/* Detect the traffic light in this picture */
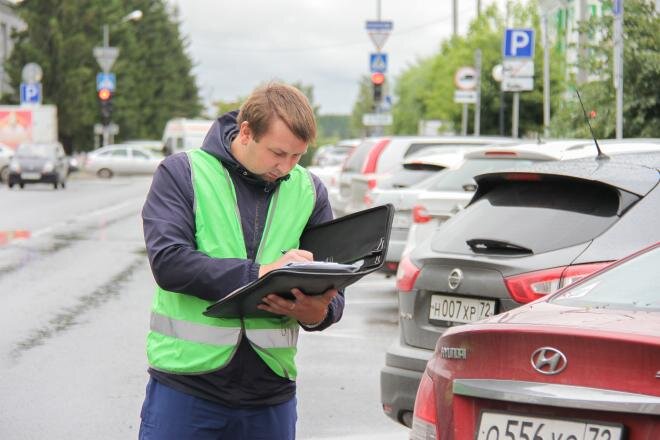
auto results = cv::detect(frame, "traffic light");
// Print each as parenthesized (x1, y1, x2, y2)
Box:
(371, 72, 385, 104)
(98, 88, 113, 125)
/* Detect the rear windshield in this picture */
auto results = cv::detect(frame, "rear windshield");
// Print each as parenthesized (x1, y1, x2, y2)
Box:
(343, 140, 376, 172)
(552, 246, 660, 311)
(431, 179, 622, 254)
(428, 158, 538, 191)
(383, 168, 442, 189)
(405, 142, 485, 157)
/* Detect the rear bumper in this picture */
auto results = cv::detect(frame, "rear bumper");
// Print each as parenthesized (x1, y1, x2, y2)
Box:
(380, 337, 433, 427)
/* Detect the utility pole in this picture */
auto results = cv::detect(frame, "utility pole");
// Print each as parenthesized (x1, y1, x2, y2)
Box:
(613, 0, 624, 138)
(542, 11, 551, 136)
(577, 0, 589, 84)
(477, 0, 481, 16)
(474, 49, 482, 136)
(453, 0, 458, 36)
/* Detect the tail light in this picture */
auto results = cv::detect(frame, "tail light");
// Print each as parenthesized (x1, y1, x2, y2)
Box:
(396, 255, 421, 292)
(410, 371, 438, 440)
(363, 192, 373, 207)
(412, 205, 431, 224)
(505, 262, 612, 303)
(367, 178, 377, 189)
(361, 139, 390, 174)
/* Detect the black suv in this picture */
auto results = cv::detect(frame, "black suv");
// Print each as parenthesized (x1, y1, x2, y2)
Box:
(380, 151, 660, 427)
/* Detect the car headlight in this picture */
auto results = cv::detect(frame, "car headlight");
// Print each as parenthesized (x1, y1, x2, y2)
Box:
(9, 161, 20, 172)
(43, 162, 54, 172)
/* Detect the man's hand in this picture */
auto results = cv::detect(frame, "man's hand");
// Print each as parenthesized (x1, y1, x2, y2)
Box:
(257, 288, 338, 326)
(258, 249, 313, 278)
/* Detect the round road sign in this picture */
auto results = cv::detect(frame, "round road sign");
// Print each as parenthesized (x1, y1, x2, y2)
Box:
(454, 66, 477, 91)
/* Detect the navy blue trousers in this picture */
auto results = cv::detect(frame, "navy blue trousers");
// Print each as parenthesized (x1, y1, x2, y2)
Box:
(138, 378, 297, 440)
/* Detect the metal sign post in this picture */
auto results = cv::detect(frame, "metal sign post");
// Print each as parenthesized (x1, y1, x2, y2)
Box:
(502, 28, 535, 138)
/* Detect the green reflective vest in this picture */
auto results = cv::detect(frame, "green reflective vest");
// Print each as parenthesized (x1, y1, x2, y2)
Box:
(147, 149, 316, 379)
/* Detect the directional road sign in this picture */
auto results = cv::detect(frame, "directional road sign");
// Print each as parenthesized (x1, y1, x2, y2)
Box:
(366, 20, 393, 51)
(369, 53, 388, 73)
(20, 83, 42, 105)
(96, 72, 117, 92)
(503, 28, 535, 58)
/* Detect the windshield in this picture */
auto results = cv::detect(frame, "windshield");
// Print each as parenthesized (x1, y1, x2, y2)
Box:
(428, 158, 539, 191)
(16, 144, 56, 158)
(552, 246, 660, 311)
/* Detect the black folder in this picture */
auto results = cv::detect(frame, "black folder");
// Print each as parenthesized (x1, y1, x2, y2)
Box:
(203, 204, 394, 318)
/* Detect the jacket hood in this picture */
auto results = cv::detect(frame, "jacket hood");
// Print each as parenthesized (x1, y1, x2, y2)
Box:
(201, 110, 288, 188)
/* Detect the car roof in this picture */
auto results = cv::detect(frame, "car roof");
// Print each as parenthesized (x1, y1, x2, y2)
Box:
(475, 151, 660, 197)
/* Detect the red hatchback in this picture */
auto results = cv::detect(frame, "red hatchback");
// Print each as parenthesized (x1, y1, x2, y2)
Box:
(411, 243, 660, 440)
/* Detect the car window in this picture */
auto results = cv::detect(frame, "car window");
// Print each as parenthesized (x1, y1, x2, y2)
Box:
(428, 159, 538, 191)
(431, 179, 622, 254)
(552, 246, 660, 310)
(16, 144, 56, 158)
(405, 142, 482, 157)
(343, 140, 376, 172)
(110, 149, 128, 157)
(132, 149, 150, 159)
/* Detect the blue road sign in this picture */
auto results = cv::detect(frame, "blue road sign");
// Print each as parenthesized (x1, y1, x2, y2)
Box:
(96, 72, 116, 92)
(503, 28, 535, 58)
(365, 20, 393, 31)
(370, 53, 388, 73)
(20, 83, 42, 104)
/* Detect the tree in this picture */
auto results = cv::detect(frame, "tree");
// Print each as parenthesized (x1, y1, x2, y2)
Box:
(550, 0, 659, 138)
(3, 0, 202, 152)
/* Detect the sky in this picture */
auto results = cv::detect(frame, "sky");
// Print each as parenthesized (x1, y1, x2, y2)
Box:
(169, 0, 508, 115)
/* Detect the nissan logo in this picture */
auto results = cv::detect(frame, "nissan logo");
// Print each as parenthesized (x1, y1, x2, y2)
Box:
(448, 268, 463, 290)
(531, 347, 567, 375)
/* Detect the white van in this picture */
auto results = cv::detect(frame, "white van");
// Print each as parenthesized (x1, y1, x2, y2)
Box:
(162, 118, 214, 155)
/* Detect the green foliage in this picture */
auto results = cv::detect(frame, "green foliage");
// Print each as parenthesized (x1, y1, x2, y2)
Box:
(550, 0, 660, 138)
(4, 0, 202, 152)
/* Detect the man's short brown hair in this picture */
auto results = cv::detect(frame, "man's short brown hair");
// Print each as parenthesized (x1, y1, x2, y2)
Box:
(237, 82, 316, 143)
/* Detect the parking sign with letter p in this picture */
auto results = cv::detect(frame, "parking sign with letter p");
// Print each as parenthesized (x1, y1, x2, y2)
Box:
(503, 29, 535, 58)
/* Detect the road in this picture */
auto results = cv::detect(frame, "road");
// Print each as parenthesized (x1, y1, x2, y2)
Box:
(0, 176, 409, 440)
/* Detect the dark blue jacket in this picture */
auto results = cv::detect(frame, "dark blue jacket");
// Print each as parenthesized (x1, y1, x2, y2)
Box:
(142, 111, 344, 407)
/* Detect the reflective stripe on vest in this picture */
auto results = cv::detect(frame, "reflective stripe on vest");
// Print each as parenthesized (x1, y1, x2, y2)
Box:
(146, 148, 315, 378)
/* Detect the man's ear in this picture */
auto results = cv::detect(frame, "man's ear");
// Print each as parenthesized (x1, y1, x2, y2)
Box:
(238, 121, 252, 145)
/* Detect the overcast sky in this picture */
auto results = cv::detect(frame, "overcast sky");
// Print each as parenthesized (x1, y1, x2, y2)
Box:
(169, 0, 508, 115)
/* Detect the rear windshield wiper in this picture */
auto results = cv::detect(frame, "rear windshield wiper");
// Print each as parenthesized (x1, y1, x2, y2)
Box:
(466, 238, 533, 255)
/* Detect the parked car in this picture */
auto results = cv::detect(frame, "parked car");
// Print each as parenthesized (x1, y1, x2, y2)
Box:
(7, 142, 69, 189)
(333, 136, 512, 217)
(84, 144, 163, 178)
(311, 138, 360, 167)
(411, 242, 660, 440)
(0, 142, 14, 183)
(381, 151, 660, 428)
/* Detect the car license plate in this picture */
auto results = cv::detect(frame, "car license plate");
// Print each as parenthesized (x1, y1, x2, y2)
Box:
(21, 172, 41, 180)
(392, 211, 411, 229)
(429, 294, 495, 324)
(477, 411, 623, 440)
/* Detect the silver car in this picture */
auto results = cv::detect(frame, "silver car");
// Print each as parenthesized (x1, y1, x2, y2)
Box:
(84, 144, 163, 178)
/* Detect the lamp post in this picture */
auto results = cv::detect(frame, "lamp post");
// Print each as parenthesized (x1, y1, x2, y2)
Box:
(94, 10, 142, 147)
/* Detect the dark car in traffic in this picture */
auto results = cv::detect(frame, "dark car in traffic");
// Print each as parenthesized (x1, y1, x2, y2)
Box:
(381, 151, 660, 428)
(7, 142, 69, 189)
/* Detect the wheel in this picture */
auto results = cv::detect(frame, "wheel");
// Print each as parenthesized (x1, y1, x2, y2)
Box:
(97, 168, 113, 179)
(0, 166, 8, 183)
(19, 183, 24, 189)
(53, 182, 58, 190)
(61, 180, 66, 189)
(8, 182, 13, 189)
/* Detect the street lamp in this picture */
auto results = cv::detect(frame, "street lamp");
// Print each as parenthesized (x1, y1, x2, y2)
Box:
(103, 9, 143, 49)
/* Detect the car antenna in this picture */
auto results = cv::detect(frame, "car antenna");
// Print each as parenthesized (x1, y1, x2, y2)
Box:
(575, 89, 608, 161)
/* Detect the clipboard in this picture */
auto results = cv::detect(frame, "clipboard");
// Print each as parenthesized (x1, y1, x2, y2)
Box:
(203, 204, 394, 318)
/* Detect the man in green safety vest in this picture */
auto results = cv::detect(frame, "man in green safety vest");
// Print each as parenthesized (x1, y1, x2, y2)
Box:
(138, 82, 344, 439)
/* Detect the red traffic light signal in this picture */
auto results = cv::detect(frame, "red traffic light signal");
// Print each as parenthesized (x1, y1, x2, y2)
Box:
(371, 72, 385, 86)
(98, 88, 112, 101)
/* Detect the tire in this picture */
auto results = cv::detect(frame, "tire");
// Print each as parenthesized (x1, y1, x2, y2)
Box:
(8, 182, 13, 189)
(53, 182, 58, 190)
(61, 180, 66, 189)
(0, 166, 8, 183)
(97, 168, 113, 179)
(19, 183, 24, 189)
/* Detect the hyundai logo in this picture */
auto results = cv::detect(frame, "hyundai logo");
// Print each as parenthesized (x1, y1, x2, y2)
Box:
(448, 268, 463, 290)
(531, 347, 567, 375)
